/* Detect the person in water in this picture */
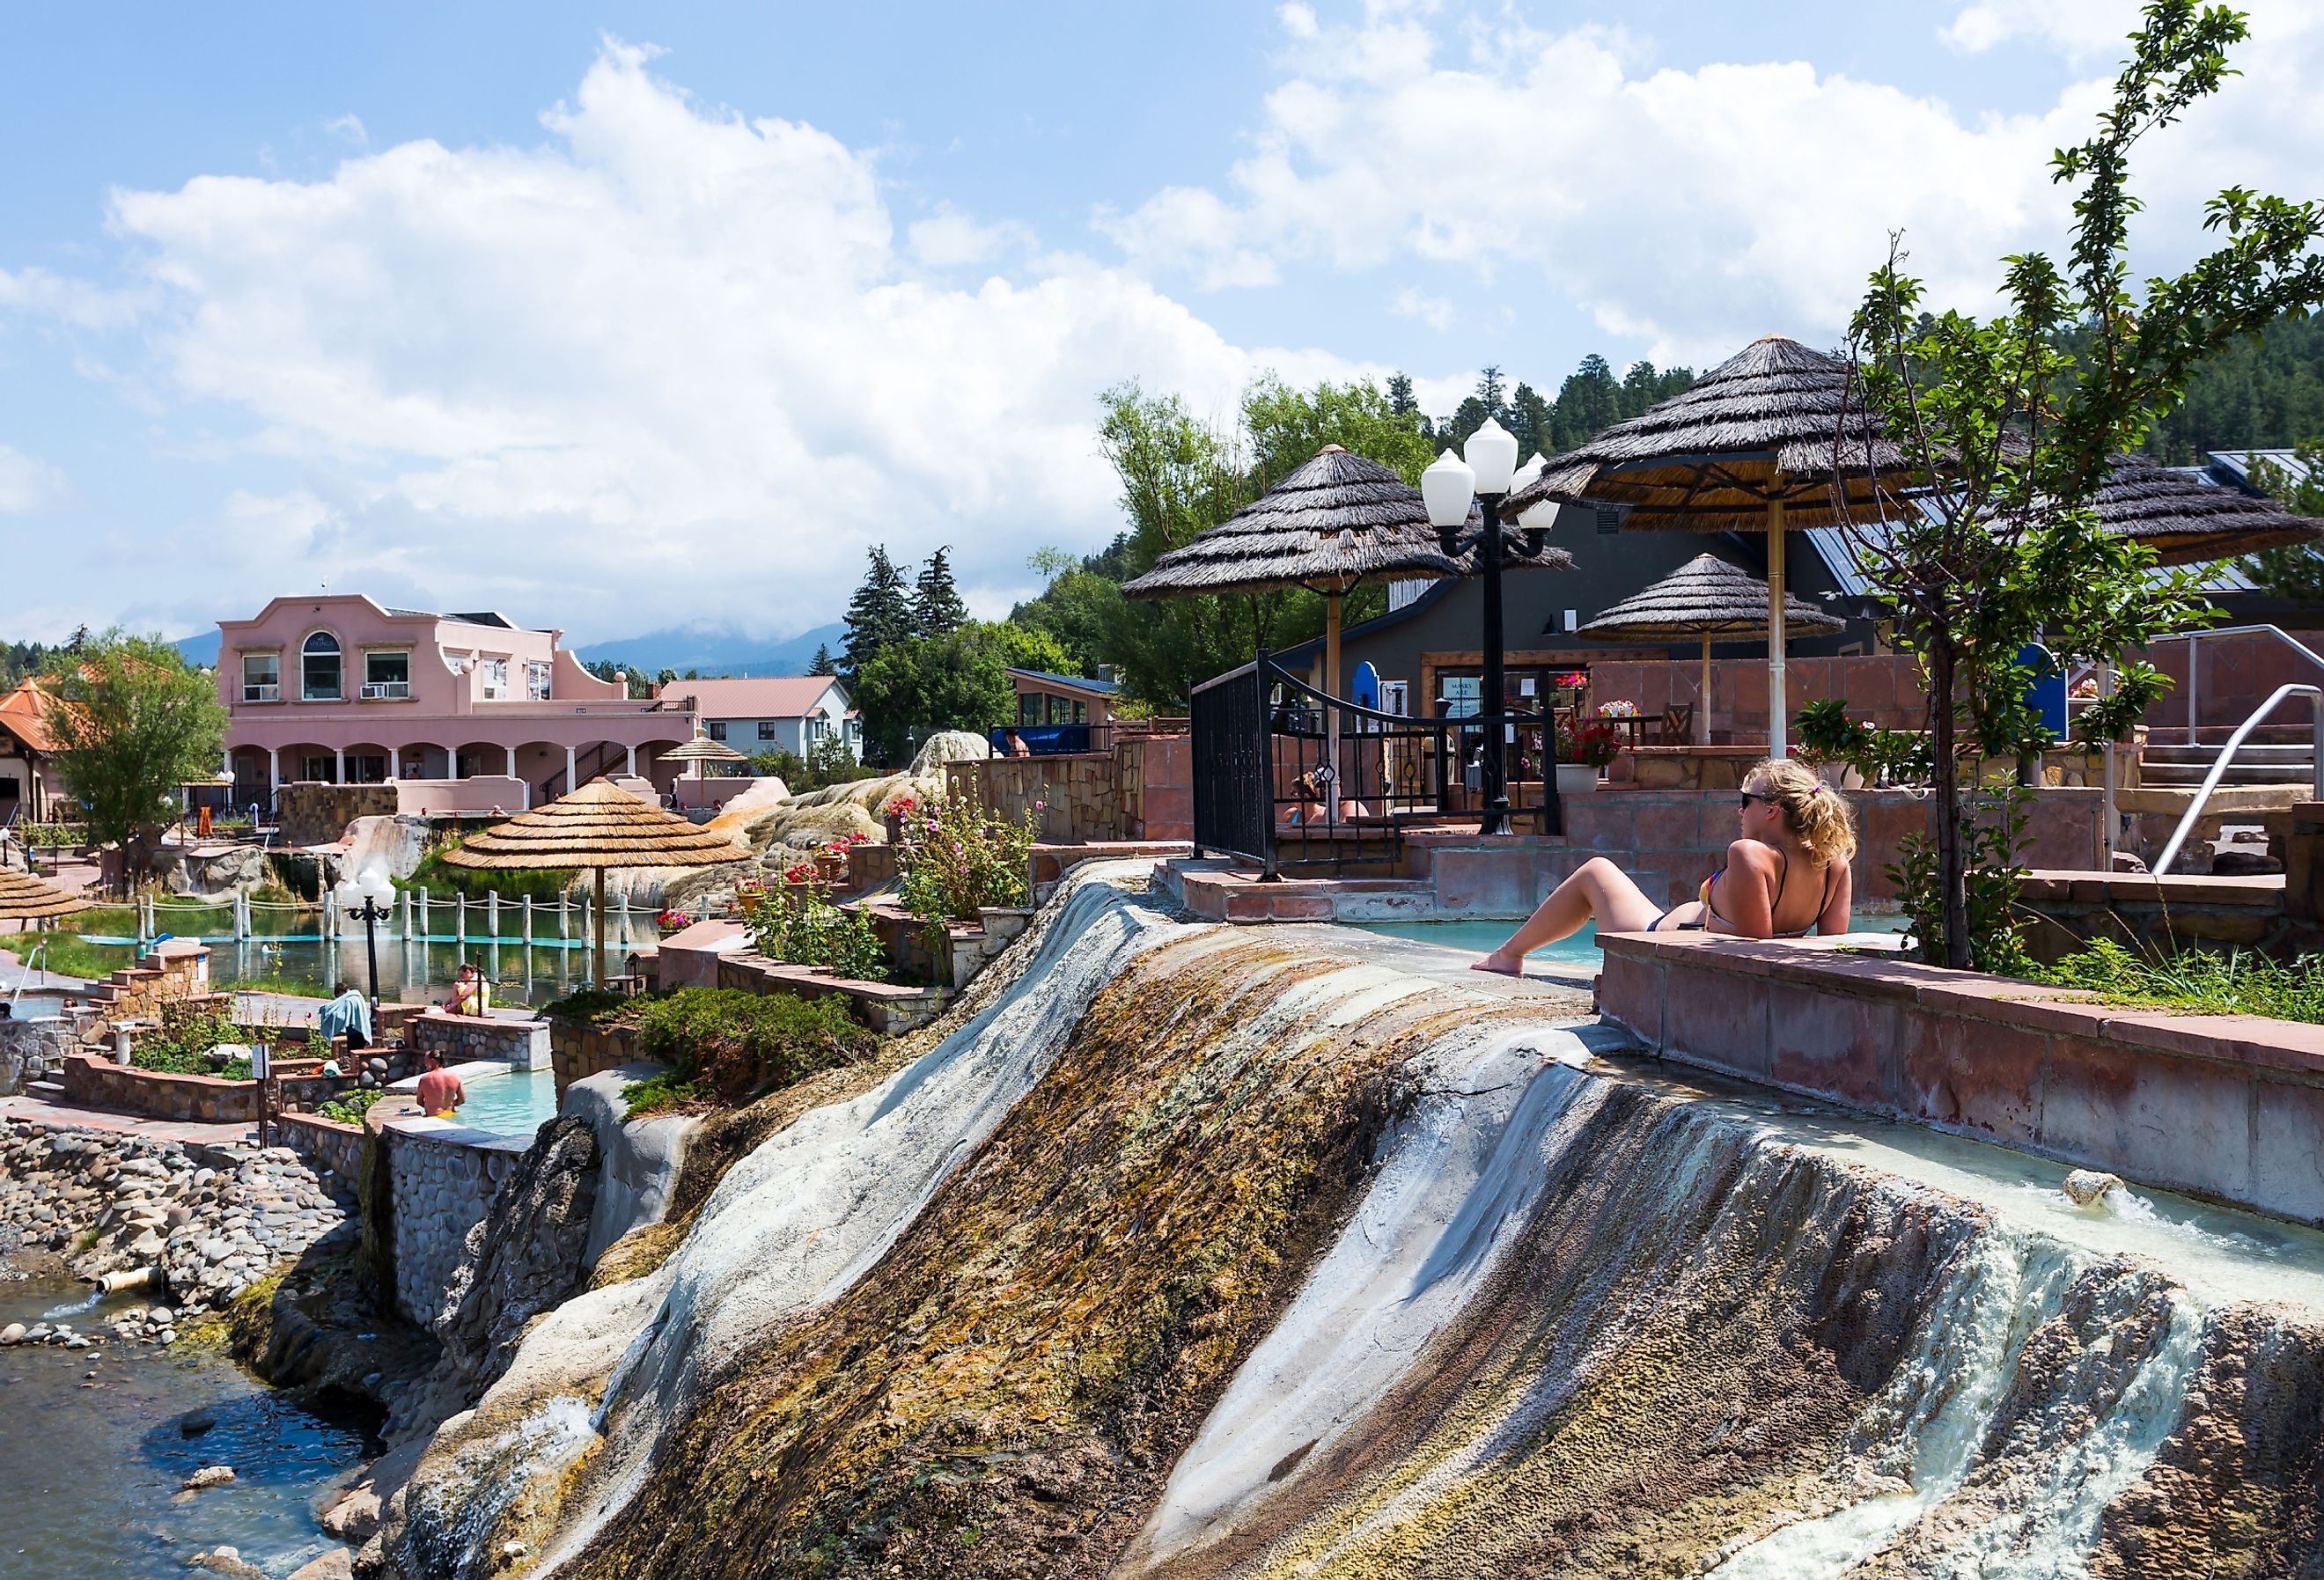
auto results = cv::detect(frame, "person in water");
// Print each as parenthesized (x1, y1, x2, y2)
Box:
(1475, 757, 1855, 974)
(415, 1049, 467, 1119)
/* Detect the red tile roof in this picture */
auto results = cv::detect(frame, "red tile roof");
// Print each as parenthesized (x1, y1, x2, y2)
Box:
(0, 680, 56, 753)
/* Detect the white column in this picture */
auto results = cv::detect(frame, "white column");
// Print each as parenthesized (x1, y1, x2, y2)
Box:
(566, 746, 577, 791)
(505, 746, 518, 777)
(625, 745, 637, 776)
(267, 748, 280, 794)
(333, 746, 345, 783)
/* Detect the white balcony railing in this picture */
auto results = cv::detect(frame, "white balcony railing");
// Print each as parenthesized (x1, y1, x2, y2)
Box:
(241, 683, 280, 702)
(360, 680, 412, 700)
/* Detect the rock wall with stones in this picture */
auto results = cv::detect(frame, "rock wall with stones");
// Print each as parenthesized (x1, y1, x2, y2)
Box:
(383, 1123, 531, 1326)
(0, 1118, 354, 1343)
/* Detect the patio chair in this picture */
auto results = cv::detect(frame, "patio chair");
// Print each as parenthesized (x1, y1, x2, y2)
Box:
(1658, 703, 1693, 744)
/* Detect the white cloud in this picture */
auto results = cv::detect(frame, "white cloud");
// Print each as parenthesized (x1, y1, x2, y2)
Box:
(0, 444, 69, 513)
(18, 40, 1370, 641)
(1106, 1, 2324, 369)
(325, 113, 369, 147)
(1940, 0, 2142, 57)
(1391, 286, 1452, 330)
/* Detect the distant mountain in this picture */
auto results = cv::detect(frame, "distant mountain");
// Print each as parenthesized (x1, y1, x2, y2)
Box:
(574, 622, 843, 679)
(174, 631, 221, 666)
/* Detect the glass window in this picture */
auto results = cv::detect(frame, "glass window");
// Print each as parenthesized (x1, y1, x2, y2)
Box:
(1019, 694, 1041, 726)
(1437, 674, 1482, 718)
(527, 660, 552, 701)
(806, 717, 827, 742)
(757, 720, 779, 740)
(480, 658, 509, 700)
(240, 652, 279, 702)
(300, 754, 335, 783)
(301, 633, 342, 701)
(1073, 700, 1088, 724)
(706, 720, 728, 741)
(362, 651, 410, 699)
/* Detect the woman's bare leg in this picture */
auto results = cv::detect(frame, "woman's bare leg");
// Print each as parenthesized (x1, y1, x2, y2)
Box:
(1474, 857, 1664, 974)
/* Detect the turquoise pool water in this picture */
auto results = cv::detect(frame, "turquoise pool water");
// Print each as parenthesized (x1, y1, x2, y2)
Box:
(452, 1068, 562, 1138)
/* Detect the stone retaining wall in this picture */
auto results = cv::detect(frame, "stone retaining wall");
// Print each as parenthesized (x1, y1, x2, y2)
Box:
(59, 1053, 342, 1123)
(276, 783, 399, 846)
(2017, 870, 2311, 962)
(375, 1114, 532, 1325)
(549, 1018, 645, 1102)
(0, 1018, 76, 1095)
(715, 952, 947, 1035)
(1598, 930, 2324, 1225)
(274, 1112, 365, 1182)
(409, 1010, 548, 1070)
(944, 734, 1193, 843)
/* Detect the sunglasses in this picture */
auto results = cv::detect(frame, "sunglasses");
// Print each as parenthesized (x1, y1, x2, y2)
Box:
(1738, 790, 1772, 809)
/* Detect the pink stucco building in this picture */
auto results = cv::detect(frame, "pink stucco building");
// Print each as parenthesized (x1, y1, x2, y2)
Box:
(218, 596, 700, 810)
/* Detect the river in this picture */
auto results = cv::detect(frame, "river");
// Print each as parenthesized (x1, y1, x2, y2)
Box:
(0, 1277, 371, 1578)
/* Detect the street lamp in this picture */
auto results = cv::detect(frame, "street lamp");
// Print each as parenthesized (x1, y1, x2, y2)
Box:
(333, 866, 395, 1008)
(1423, 417, 1521, 835)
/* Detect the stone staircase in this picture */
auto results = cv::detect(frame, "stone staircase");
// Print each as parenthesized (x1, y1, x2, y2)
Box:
(2138, 736, 2318, 790)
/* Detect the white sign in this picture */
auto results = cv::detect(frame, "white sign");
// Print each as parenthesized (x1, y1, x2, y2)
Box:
(250, 1041, 270, 1082)
(1519, 678, 1536, 697)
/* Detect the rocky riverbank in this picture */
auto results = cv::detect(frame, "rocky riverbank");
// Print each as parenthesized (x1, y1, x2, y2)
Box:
(0, 1117, 355, 1338)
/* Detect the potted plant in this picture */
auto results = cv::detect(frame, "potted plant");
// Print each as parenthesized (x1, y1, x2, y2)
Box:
(1792, 699, 1869, 790)
(1554, 722, 1618, 796)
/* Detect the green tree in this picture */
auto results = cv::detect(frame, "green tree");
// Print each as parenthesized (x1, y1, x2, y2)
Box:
(1010, 542, 1129, 677)
(839, 546, 914, 687)
(851, 620, 1069, 763)
(2144, 312, 2324, 462)
(40, 631, 229, 863)
(911, 545, 969, 637)
(808, 643, 837, 677)
(2244, 439, 2324, 599)
(1241, 374, 1434, 489)
(1846, 0, 2324, 970)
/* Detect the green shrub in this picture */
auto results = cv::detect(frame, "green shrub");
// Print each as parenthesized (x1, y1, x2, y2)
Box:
(2032, 938, 2324, 1025)
(401, 839, 570, 902)
(892, 790, 1036, 930)
(317, 1089, 383, 1125)
(612, 987, 876, 1104)
(621, 1071, 713, 1120)
(748, 878, 891, 982)
(132, 1002, 252, 1079)
(539, 986, 633, 1024)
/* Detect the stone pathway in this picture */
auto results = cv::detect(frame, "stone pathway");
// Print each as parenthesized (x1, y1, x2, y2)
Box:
(0, 1091, 259, 1148)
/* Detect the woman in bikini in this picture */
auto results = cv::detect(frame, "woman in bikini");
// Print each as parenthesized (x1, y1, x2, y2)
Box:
(1474, 757, 1855, 975)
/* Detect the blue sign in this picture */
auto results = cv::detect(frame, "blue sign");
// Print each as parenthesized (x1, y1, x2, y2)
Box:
(1351, 661, 1380, 709)
(2016, 643, 2067, 739)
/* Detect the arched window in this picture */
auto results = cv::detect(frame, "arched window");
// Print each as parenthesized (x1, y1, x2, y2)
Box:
(302, 631, 342, 701)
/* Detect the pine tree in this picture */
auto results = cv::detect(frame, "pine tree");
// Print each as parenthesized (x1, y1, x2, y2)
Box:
(840, 546, 913, 686)
(1386, 371, 1418, 416)
(913, 545, 969, 637)
(809, 643, 836, 676)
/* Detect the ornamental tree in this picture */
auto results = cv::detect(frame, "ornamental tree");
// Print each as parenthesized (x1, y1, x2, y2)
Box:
(1839, 0, 2324, 969)
(40, 631, 229, 867)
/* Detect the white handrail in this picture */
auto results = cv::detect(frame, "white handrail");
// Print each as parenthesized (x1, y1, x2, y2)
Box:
(2151, 682, 2324, 874)
(2172, 624, 2324, 743)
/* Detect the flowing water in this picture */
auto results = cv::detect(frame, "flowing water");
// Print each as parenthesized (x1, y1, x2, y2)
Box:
(0, 1279, 371, 1578)
(383, 869, 2324, 1577)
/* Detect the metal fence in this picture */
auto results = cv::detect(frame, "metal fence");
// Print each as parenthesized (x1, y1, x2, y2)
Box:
(1191, 653, 1562, 877)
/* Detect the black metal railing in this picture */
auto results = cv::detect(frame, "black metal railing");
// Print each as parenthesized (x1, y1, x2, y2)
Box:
(1191, 653, 1562, 877)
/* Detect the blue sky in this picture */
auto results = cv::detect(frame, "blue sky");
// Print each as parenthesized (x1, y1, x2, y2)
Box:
(1, 1, 2316, 646)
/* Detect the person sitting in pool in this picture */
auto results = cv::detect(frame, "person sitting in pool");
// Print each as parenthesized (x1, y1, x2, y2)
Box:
(1283, 771, 1371, 827)
(415, 1049, 467, 1119)
(1475, 758, 1855, 975)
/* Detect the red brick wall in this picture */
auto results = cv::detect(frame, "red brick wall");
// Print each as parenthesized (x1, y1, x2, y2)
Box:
(1584, 655, 1924, 741)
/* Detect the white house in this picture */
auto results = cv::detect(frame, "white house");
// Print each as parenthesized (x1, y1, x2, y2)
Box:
(652, 676, 860, 760)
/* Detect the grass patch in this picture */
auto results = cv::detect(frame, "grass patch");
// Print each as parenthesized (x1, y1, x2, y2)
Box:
(317, 1089, 383, 1125)
(622, 1071, 714, 1120)
(2030, 938, 2324, 1025)
(0, 929, 133, 981)
(402, 840, 571, 903)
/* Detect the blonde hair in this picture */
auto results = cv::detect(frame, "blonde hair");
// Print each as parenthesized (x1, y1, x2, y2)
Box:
(1748, 758, 1857, 865)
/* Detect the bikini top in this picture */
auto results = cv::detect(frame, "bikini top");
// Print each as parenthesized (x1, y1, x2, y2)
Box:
(1700, 845, 1837, 937)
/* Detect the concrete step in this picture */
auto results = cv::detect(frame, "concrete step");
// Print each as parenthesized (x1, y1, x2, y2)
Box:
(2139, 764, 2316, 786)
(2144, 743, 2316, 762)
(23, 1081, 67, 1101)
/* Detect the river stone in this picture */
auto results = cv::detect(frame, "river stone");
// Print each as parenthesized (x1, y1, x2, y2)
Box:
(0, 1323, 22, 1345)
(286, 1551, 354, 1580)
(182, 1464, 237, 1490)
(2063, 1168, 2124, 1206)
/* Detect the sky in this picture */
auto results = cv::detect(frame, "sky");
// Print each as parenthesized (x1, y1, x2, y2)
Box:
(1, 0, 2319, 648)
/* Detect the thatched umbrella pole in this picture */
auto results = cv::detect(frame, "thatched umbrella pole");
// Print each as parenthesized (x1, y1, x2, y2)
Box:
(1699, 635, 1715, 747)
(594, 866, 607, 988)
(1767, 497, 1788, 752)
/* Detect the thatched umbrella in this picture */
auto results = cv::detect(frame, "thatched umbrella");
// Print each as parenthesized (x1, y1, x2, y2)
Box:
(1507, 336, 1898, 753)
(439, 779, 743, 987)
(1578, 555, 1846, 745)
(660, 725, 751, 811)
(0, 870, 90, 931)
(1122, 443, 1572, 712)
(2097, 452, 2322, 565)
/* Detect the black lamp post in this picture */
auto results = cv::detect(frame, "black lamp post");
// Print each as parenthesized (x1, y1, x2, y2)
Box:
(1423, 419, 1525, 836)
(333, 869, 394, 1009)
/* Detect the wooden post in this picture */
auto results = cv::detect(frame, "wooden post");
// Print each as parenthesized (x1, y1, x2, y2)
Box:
(487, 889, 500, 938)
(1698, 635, 1714, 747)
(1767, 497, 1789, 757)
(593, 867, 607, 988)
(524, 894, 534, 946)
(1325, 591, 1343, 812)
(455, 892, 467, 946)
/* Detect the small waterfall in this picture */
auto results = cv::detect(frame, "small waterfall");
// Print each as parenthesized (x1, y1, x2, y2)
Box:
(381, 867, 2324, 1579)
